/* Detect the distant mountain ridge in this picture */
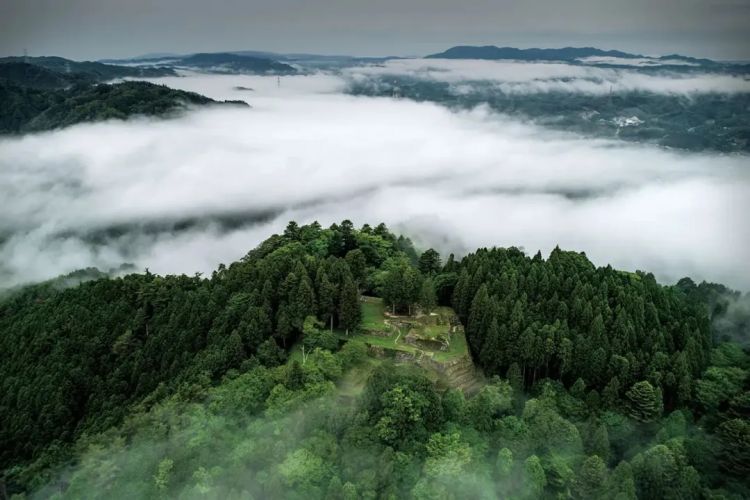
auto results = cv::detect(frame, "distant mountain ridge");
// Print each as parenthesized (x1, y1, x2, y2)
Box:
(102, 52, 298, 74)
(103, 50, 397, 64)
(0, 55, 251, 134)
(0, 56, 176, 86)
(0, 80, 248, 134)
(0, 61, 90, 89)
(176, 52, 297, 73)
(425, 45, 717, 65)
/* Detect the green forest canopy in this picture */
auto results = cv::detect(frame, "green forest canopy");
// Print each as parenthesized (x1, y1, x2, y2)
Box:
(1, 221, 748, 499)
(0, 80, 248, 134)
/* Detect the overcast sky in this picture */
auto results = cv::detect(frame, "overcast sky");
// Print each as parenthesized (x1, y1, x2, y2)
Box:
(1, 0, 749, 60)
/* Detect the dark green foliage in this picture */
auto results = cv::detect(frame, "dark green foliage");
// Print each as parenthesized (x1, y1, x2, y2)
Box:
(676, 277, 750, 345)
(0, 56, 175, 85)
(575, 455, 607, 499)
(426, 45, 660, 62)
(175, 53, 296, 73)
(381, 259, 421, 314)
(0, 221, 408, 473)
(625, 381, 664, 422)
(303, 316, 339, 352)
(0, 62, 90, 89)
(417, 248, 441, 276)
(0, 80, 247, 134)
(717, 418, 750, 477)
(350, 77, 750, 153)
(363, 365, 444, 449)
(2, 222, 748, 499)
(450, 246, 712, 407)
(418, 277, 437, 313)
(338, 275, 361, 334)
(344, 249, 367, 284)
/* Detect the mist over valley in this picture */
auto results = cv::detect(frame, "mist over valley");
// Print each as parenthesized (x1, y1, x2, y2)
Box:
(1, 7, 750, 498)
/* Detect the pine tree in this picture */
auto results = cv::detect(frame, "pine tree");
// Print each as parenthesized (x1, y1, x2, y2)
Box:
(506, 363, 523, 393)
(340, 219, 357, 254)
(283, 221, 300, 240)
(589, 424, 611, 464)
(452, 269, 470, 319)
(576, 455, 607, 499)
(602, 376, 621, 408)
(339, 275, 361, 335)
(275, 306, 294, 348)
(294, 277, 316, 329)
(479, 319, 501, 374)
(419, 277, 437, 314)
(418, 249, 442, 275)
(345, 249, 367, 284)
(466, 284, 490, 353)
(403, 266, 421, 316)
(717, 418, 750, 477)
(224, 331, 245, 370)
(318, 272, 337, 331)
(625, 381, 663, 422)
(383, 264, 406, 314)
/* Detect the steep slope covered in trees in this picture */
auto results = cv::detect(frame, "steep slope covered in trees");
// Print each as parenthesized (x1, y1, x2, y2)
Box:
(0, 56, 176, 85)
(0, 222, 406, 472)
(0, 80, 248, 133)
(1, 222, 748, 498)
(450, 247, 712, 410)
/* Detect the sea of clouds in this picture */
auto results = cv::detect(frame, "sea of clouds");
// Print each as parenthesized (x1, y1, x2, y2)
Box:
(0, 66, 748, 289)
(345, 58, 750, 94)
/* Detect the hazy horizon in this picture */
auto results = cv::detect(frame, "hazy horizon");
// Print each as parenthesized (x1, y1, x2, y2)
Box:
(3, 3, 750, 499)
(2, 0, 749, 61)
(2, 68, 748, 291)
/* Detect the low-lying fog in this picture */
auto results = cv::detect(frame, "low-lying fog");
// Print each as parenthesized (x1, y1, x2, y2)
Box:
(344, 58, 750, 94)
(0, 66, 748, 289)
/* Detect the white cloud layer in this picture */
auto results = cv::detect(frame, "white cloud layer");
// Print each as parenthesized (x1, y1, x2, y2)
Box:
(1, 72, 748, 289)
(345, 58, 750, 94)
(576, 56, 700, 67)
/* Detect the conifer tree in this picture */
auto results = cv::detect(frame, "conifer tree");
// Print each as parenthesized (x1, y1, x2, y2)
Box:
(419, 277, 437, 313)
(625, 381, 663, 422)
(418, 249, 441, 275)
(317, 272, 337, 331)
(479, 319, 501, 374)
(576, 455, 607, 499)
(345, 249, 367, 285)
(339, 275, 361, 335)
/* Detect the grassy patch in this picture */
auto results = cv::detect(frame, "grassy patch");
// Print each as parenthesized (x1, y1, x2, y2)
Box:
(292, 298, 469, 378)
(356, 297, 468, 362)
(433, 330, 469, 362)
(422, 323, 448, 339)
(361, 297, 387, 331)
(338, 329, 417, 354)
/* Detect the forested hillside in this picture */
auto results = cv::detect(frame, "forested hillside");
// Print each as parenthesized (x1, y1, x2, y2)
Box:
(452, 247, 712, 406)
(0, 222, 407, 472)
(1, 222, 748, 498)
(0, 57, 175, 86)
(0, 62, 91, 90)
(348, 78, 750, 153)
(174, 53, 297, 73)
(0, 80, 248, 133)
